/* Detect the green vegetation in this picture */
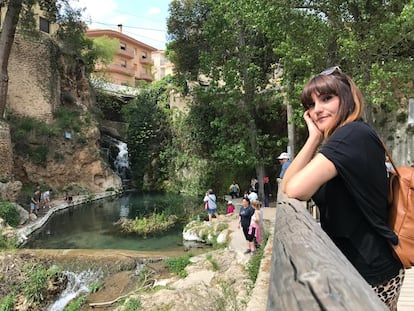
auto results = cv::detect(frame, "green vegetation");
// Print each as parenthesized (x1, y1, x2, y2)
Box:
(0, 231, 17, 250)
(89, 282, 104, 293)
(0, 202, 20, 227)
(63, 295, 87, 311)
(116, 212, 178, 237)
(7, 109, 89, 166)
(122, 79, 173, 191)
(22, 263, 61, 304)
(246, 247, 265, 283)
(165, 253, 194, 277)
(123, 298, 142, 311)
(215, 280, 241, 311)
(0, 293, 15, 311)
(246, 229, 270, 283)
(206, 254, 219, 271)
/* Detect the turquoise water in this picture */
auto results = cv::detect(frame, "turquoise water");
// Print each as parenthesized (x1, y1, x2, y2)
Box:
(23, 192, 200, 251)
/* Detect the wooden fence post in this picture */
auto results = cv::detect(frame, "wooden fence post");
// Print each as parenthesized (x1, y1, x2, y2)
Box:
(267, 199, 388, 311)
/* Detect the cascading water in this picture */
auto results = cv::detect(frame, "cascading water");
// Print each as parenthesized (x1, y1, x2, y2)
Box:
(113, 139, 130, 180)
(48, 269, 103, 311)
(101, 135, 132, 183)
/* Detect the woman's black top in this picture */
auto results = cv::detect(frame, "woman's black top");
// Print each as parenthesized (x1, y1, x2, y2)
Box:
(313, 121, 401, 286)
(239, 205, 254, 228)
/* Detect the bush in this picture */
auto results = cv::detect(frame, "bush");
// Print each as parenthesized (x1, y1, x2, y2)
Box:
(0, 202, 20, 227)
(22, 264, 60, 303)
(117, 212, 178, 237)
(0, 231, 17, 250)
(0, 293, 15, 311)
(165, 254, 193, 277)
(123, 298, 141, 311)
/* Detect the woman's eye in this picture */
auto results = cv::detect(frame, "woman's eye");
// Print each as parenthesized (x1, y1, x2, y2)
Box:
(322, 95, 334, 102)
(307, 102, 315, 109)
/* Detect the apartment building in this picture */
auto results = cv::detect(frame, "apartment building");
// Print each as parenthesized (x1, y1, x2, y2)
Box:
(86, 26, 157, 86)
(151, 50, 174, 81)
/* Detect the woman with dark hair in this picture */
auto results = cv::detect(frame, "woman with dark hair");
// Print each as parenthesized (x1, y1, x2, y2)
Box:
(282, 67, 404, 310)
(238, 197, 255, 254)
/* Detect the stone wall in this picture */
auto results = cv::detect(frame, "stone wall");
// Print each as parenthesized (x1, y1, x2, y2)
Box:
(375, 108, 414, 167)
(8, 34, 58, 122)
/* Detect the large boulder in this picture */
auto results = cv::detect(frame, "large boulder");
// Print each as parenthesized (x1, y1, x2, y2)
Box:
(0, 181, 23, 202)
(183, 218, 230, 246)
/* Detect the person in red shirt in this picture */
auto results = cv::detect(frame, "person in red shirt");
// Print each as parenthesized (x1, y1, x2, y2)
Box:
(226, 201, 235, 215)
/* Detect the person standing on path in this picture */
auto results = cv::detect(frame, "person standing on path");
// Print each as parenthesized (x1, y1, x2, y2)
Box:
(238, 197, 255, 254)
(263, 177, 271, 208)
(203, 189, 218, 225)
(30, 189, 41, 216)
(277, 152, 291, 179)
(42, 188, 52, 208)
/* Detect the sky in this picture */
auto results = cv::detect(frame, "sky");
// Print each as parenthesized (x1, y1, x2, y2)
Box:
(70, 0, 171, 50)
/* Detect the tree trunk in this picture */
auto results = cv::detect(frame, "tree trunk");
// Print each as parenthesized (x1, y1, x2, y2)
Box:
(0, 0, 23, 118)
(286, 95, 295, 158)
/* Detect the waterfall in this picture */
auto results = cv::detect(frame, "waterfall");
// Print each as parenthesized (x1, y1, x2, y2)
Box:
(102, 135, 131, 182)
(48, 270, 103, 311)
(113, 139, 130, 180)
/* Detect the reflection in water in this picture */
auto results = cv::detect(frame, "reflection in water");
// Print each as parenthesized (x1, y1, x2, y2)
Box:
(23, 192, 199, 251)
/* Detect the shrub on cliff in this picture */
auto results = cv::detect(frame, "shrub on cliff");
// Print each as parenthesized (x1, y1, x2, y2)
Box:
(0, 202, 20, 227)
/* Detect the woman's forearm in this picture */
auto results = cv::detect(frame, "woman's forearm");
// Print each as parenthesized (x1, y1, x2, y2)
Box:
(282, 137, 321, 192)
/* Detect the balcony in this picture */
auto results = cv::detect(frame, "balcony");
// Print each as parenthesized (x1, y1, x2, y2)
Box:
(135, 71, 153, 82)
(139, 57, 154, 65)
(107, 64, 135, 77)
(117, 48, 135, 59)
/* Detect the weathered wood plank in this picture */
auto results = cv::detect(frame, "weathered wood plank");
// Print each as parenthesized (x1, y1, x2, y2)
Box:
(267, 199, 388, 311)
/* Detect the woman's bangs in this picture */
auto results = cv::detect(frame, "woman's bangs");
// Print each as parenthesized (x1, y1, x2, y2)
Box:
(301, 76, 338, 109)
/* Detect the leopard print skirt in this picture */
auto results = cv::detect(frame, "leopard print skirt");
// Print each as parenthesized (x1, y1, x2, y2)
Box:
(371, 269, 405, 311)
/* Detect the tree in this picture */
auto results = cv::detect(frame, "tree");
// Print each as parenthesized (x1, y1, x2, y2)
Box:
(167, 0, 287, 197)
(0, 0, 23, 118)
(122, 80, 172, 191)
(260, 0, 414, 125)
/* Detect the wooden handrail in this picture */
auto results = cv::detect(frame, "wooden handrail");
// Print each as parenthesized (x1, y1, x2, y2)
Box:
(267, 197, 388, 310)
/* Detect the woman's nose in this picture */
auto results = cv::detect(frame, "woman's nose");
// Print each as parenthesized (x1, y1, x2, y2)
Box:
(313, 100, 323, 112)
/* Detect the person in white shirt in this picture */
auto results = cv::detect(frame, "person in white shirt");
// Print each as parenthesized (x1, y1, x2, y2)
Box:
(42, 188, 52, 208)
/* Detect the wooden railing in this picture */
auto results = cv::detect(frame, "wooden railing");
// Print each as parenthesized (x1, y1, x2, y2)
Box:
(267, 196, 388, 310)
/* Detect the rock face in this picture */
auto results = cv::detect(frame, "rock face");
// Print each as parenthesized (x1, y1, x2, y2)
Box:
(12, 125, 122, 193)
(0, 180, 22, 202)
(5, 33, 122, 194)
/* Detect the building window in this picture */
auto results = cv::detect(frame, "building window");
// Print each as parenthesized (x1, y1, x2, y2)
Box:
(409, 98, 414, 126)
(142, 52, 147, 59)
(120, 60, 127, 68)
(120, 43, 126, 51)
(39, 17, 50, 33)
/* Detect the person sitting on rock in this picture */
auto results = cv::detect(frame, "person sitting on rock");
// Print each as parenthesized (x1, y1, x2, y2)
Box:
(226, 201, 235, 215)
